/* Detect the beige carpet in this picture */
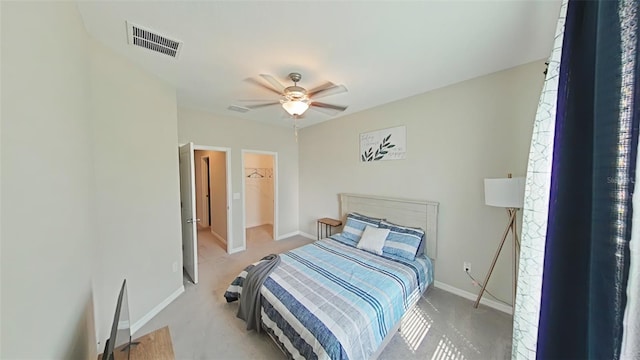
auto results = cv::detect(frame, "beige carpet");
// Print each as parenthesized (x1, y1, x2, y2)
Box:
(136, 227, 513, 359)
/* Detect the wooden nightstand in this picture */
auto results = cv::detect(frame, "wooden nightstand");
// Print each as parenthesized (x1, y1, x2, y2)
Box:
(317, 218, 342, 240)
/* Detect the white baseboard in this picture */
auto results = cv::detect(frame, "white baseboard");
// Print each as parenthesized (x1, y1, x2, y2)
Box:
(211, 230, 226, 244)
(299, 232, 316, 240)
(229, 246, 246, 254)
(277, 231, 300, 240)
(131, 285, 185, 335)
(434, 281, 513, 315)
(246, 222, 272, 228)
(275, 231, 318, 241)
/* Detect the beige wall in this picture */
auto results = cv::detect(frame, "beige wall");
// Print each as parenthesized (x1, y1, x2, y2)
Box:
(210, 151, 228, 240)
(298, 61, 545, 305)
(178, 107, 298, 252)
(244, 153, 274, 168)
(1, 2, 97, 358)
(89, 40, 183, 346)
(194, 151, 209, 228)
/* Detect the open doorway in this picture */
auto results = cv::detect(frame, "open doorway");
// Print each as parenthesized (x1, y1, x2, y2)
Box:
(242, 150, 277, 248)
(194, 148, 229, 252)
(178, 143, 232, 285)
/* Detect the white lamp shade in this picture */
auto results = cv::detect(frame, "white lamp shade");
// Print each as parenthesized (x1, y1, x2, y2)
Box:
(282, 100, 309, 116)
(484, 177, 525, 208)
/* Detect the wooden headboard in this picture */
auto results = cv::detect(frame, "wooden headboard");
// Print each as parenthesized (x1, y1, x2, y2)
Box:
(339, 193, 439, 259)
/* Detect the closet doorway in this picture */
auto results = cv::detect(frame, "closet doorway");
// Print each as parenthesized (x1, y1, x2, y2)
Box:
(242, 150, 277, 248)
(194, 146, 231, 253)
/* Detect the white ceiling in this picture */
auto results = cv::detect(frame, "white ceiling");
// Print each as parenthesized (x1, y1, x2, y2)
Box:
(77, 1, 561, 128)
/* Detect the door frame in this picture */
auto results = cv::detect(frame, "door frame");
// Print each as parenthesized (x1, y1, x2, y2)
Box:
(192, 144, 233, 254)
(241, 149, 278, 248)
(193, 144, 233, 254)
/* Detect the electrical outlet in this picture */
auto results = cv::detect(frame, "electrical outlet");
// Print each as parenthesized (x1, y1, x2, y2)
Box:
(172, 262, 179, 273)
(463, 262, 471, 273)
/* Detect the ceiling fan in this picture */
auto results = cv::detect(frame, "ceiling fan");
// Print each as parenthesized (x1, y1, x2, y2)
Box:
(242, 72, 348, 118)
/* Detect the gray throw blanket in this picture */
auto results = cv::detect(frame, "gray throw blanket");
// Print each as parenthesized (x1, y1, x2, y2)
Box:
(237, 254, 281, 332)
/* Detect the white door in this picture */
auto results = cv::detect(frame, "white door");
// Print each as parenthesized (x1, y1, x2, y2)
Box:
(179, 142, 198, 284)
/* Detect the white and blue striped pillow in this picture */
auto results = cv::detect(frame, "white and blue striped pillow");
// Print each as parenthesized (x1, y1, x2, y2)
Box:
(379, 220, 425, 261)
(342, 213, 382, 242)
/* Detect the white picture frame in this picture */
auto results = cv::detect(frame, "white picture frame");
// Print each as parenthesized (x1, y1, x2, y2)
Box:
(359, 125, 406, 162)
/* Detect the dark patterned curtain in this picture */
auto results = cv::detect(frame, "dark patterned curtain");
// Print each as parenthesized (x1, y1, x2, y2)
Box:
(537, 0, 639, 359)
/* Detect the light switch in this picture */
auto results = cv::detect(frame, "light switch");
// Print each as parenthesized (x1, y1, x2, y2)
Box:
(233, 192, 241, 200)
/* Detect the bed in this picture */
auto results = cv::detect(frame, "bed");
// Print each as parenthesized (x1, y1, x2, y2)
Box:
(225, 193, 439, 359)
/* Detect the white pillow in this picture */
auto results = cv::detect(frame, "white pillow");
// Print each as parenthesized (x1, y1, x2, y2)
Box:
(356, 225, 390, 255)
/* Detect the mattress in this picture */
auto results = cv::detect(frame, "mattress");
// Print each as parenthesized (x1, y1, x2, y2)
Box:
(226, 234, 433, 360)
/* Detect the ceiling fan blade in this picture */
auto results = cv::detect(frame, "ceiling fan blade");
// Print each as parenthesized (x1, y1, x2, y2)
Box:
(238, 99, 280, 102)
(244, 78, 282, 96)
(308, 106, 339, 116)
(245, 102, 280, 109)
(307, 81, 336, 97)
(311, 102, 348, 112)
(310, 84, 348, 99)
(259, 74, 286, 92)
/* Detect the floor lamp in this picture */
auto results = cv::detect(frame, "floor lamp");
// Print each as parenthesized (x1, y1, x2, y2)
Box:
(473, 174, 525, 309)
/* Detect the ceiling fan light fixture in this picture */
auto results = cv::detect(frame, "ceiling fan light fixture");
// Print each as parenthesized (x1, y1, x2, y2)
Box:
(244, 72, 347, 120)
(281, 99, 309, 116)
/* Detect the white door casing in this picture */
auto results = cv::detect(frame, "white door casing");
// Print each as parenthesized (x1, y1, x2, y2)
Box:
(179, 142, 198, 284)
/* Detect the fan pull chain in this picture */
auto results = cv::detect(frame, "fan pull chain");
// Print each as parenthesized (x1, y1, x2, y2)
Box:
(293, 116, 299, 142)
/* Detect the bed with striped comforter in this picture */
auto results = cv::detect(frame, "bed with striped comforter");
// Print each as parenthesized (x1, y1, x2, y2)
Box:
(225, 234, 433, 360)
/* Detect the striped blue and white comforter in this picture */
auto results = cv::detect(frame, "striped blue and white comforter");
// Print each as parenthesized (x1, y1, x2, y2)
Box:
(226, 234, 433, 360)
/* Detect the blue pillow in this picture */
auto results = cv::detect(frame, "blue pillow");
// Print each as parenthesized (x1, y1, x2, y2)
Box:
(342, 213, 382, 242)
(415, 234, 426, 257)
(379, 220, 425, 261)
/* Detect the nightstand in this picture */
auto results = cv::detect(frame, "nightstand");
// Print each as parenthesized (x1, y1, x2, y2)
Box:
(317, 218, 342, 240)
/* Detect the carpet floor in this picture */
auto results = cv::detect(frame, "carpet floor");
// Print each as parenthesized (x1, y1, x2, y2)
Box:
(136, 227, 513, 359)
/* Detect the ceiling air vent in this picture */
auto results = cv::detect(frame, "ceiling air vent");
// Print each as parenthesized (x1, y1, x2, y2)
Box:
(126, 21, 182, 58)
